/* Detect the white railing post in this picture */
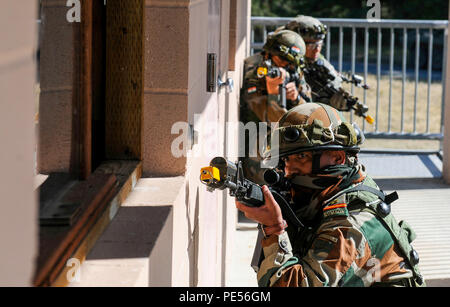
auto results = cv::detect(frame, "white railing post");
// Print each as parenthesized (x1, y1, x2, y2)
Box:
(251, 17, 448, 144)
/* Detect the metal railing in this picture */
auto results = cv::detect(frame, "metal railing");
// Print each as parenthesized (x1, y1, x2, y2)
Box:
(251, 17, 448, 155)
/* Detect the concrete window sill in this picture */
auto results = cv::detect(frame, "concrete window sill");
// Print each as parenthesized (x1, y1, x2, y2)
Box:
(33, 160, 142, 286)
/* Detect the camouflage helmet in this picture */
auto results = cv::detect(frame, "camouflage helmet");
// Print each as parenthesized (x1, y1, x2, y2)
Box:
(285, 15, 328, 41)
(263, 103, 364, 161)
(263, 30, 306, 67)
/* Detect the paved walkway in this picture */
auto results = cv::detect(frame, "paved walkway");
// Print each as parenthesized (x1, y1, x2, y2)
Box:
(227, 153, 450, 287)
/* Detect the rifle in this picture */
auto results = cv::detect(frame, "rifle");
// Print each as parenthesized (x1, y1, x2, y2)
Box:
(341, 72, 370, 90)
(200, 157, 304, 272)
(256, 60, 311, 109)
(303, 59, 374, 124)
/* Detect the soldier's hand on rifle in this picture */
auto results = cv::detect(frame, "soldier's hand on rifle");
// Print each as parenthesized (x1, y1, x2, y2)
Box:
(265, 68, 286, 95)
(235, 185, 286, 235)
(285, 82, 299, 101)
(329, 88, 349, 111)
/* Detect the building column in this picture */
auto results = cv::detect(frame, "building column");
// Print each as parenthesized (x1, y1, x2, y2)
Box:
(0, 1, 38, 286)
(443, 2, 450, 184)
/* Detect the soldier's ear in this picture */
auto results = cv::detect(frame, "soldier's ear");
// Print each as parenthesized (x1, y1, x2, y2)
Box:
(327, 150, 346, 165)
(335, 151, 346, 164)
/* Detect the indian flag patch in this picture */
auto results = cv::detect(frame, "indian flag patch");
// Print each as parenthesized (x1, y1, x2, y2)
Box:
(247, 86, 257, 94)
(291, 46, 301, 53)
(323, 203, 348, 218)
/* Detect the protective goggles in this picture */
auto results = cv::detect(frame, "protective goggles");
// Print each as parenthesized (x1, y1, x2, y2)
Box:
(305, 40, 324, 50)
(299, 24, 328, 39)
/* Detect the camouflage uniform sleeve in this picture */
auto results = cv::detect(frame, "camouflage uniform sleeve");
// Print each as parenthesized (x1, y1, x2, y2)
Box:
(257, 213, 413, 287)
(257, 231, 298, 287)
(319, 57, 351, 110)
(257, 217, 368, 287)
(322, 57, 343, 87)
(297, 74, 311, 105)
(242, 72, 287, 123)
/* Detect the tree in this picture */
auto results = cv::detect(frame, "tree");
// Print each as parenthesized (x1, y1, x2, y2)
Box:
(252, 0, 448, 20)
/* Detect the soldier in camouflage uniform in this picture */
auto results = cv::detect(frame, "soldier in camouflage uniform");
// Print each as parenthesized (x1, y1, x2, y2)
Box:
(236, 103, 425, 287)
(277, 15, 353, 112)
(240, 30, 311, 184)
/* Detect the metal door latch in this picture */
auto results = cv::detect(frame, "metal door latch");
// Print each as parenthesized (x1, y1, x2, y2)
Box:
(217, 75, 234, 93)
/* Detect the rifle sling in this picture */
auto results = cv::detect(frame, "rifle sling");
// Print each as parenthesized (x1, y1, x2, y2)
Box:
(270, 189, 305, 230)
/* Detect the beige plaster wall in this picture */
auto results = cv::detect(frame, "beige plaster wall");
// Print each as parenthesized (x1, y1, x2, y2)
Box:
(173, 0, 251, 286)
(143, 0, 190, 176)
(0, 1, 38, 286)
(0, 0, 249, 287)
(221, 0, 251, 286)
(142, 0, 218, 286)
(142, 0, 250, 286)
(186, 0, 224, 286)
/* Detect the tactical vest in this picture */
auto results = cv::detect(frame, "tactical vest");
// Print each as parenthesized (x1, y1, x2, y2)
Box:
(287, 177, 425, 287)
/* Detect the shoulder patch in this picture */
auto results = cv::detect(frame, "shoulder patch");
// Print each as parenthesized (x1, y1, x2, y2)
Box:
(247, 86, 257, 94)
(323, 194, 348, 219)
(323, 203, 348, 219)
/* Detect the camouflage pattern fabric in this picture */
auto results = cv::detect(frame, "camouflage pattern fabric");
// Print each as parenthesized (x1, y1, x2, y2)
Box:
(256, 164, 425, 287)
(307, 54, 342, 88)
(240, 53, 311, 184)
(275, 15, 327, 41)
(263, 102, 359, 162)
(241, 52, 310, 124)
(303, 54, 349, 111)
(285, 15, 328, 41)
(275, 16, 348, 111)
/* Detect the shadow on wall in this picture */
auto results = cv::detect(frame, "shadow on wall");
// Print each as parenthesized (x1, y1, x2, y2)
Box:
(186, 185, 200, 286)
(86, 206, 171, 260)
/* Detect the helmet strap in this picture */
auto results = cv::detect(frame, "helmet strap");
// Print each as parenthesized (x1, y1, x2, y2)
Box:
(311, 152, 322, 174)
